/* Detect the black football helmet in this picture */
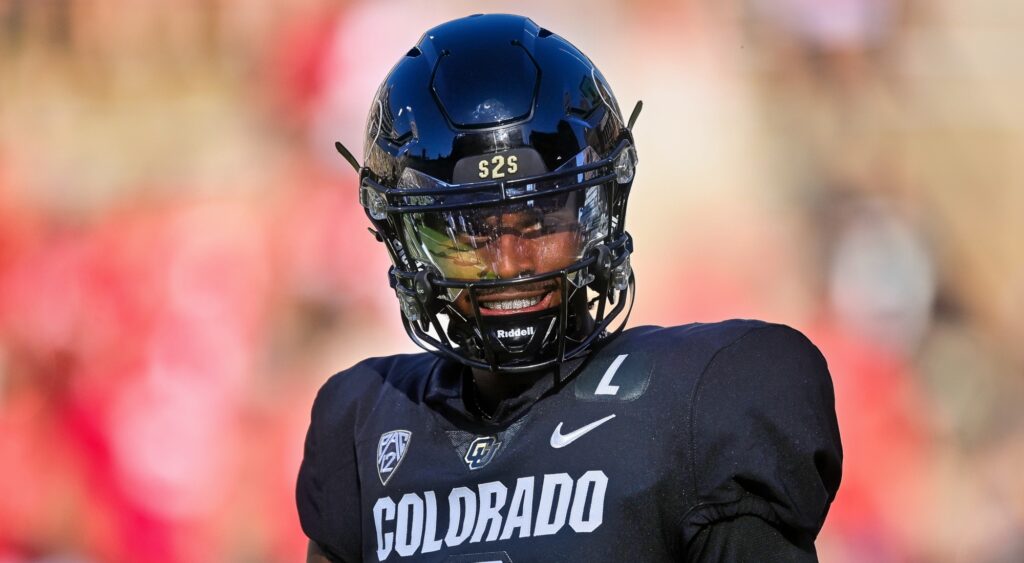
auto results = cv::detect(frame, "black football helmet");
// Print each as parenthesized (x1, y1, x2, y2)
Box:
(347, 13, 639, 373)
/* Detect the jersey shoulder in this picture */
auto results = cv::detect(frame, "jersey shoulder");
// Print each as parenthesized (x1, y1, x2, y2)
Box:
(614, 318, 792, 351)
(678, 321, 842, 547)
(311, 351, 438, 426)
(297, 351, 437, 561)
(606, 319, 828, 388)
(576, 320, 841, 546)
(571, 320, 769, 400)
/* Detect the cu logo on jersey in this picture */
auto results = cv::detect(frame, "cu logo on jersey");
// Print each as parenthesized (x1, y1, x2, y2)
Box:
(464, 436, 501, 471)
(377, 430, 411, 486)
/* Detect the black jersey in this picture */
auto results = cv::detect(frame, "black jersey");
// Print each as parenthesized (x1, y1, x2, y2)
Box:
(296, 320, 842, 562)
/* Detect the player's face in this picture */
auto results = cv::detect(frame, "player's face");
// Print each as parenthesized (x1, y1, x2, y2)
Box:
(449, 207, 581, 317)
(401, 184, 610, 318)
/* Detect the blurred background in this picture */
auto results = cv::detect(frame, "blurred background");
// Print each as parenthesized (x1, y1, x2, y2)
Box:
(1, 0, 1022, 561)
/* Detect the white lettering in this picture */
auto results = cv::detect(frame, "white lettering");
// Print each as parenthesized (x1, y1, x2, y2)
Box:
(569, 470, 607, 533)
(533, 473, 574, 536)
(373, 472, 606, 558)
(496, 326, 536, 339)
(395, 493, 424, 557)
(422, 491, 443, 553)
(373, 497, 396, 561)
(500, 476, 535, 540)
(444, 486, 476, 547)
(471, 481, 508, 543)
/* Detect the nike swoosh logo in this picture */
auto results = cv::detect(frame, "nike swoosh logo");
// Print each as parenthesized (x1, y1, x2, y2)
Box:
(550, 414, 616, 449)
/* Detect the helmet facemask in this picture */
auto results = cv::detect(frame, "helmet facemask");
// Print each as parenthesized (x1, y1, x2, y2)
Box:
(362, 140, 637, 374)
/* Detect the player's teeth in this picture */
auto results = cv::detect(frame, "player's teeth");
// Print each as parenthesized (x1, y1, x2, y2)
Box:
(482, 295, 543, 310)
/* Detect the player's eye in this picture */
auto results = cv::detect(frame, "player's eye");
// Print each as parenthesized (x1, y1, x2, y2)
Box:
(519, 220, 544, 239)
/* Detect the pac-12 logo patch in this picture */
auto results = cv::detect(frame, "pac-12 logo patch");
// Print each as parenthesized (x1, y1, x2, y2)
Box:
(377, 430, 411, 486)
(464, 436, 501, 471)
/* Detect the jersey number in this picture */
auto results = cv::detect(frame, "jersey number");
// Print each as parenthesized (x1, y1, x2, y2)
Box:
(595, 354, 628, 396)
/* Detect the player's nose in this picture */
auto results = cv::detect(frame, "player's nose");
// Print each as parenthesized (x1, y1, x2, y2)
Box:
(492, 233, 536, 279)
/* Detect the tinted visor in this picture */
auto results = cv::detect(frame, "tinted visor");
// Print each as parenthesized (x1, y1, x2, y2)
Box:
(399, 148, 610, 286)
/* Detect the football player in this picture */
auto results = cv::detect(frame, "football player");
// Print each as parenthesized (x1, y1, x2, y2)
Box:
(298, 14, 842, 562)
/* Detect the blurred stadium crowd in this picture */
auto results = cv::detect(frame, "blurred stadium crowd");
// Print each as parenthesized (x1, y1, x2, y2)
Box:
(1, 1, 1022, 561)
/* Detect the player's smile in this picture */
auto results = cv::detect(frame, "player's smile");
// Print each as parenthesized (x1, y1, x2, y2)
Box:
(461, 278, 562, 316)
(476, 285, 558, 316)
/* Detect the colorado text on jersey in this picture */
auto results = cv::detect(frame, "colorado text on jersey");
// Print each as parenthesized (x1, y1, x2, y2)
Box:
(373, 471, 607, 560)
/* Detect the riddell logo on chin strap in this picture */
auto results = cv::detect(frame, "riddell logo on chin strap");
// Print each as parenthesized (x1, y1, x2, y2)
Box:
(496, 327, 535, 339)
